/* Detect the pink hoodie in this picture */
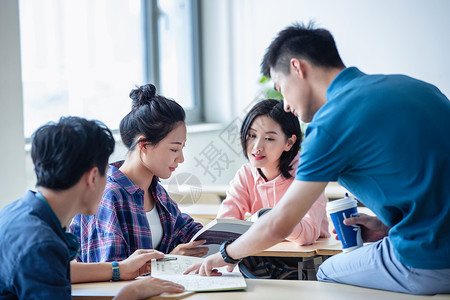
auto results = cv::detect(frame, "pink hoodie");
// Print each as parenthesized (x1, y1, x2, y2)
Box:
(217, 156, 330, 245)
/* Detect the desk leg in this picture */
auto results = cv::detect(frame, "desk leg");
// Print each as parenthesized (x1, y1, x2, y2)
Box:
(298, 256, 326, 280)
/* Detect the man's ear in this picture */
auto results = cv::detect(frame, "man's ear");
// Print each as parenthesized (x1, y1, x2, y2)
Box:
(85, 167, 99, 190)
(284, 134, 297, 151)
(290, 58, 307, 79)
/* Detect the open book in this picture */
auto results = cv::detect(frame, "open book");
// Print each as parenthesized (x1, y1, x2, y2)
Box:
(151, 255, 247, 292)
(190, 208, 272, 256)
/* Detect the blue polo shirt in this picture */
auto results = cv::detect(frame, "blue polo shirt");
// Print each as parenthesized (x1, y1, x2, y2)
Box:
(296, 67, 450, 269)
(0, 190, 72, 299)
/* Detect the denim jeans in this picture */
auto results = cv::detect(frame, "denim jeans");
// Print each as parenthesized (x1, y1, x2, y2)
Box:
(317, 237, 450, 295)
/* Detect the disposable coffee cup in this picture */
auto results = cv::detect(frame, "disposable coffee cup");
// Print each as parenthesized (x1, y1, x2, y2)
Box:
(327, 194, 363, 253)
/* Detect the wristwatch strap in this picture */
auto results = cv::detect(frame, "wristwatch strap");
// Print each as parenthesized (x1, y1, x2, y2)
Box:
(220, 239, 242, 264)
(111, 261, 120, 281)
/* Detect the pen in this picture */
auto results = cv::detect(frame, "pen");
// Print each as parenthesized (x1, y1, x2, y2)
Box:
(156, 257, 178, 262)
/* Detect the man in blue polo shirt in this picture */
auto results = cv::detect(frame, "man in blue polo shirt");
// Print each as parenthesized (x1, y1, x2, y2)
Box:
(0, 116, 184, 299)
(184, 23, 450, 295)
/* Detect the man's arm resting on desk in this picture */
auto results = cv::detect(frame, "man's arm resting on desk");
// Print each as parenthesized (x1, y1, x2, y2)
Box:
(113, 277, 185, 300)
(71, 249, 164, 283)
(71, 261, 115, 283)
(185, 181, 328, 276)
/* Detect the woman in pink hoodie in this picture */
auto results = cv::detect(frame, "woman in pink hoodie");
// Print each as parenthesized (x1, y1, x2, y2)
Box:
(217, 99, 330, 279)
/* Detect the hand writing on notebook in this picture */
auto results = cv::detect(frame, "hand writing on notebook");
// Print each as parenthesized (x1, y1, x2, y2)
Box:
(170, 239, 208, 257)
(183, 252, 236, 276)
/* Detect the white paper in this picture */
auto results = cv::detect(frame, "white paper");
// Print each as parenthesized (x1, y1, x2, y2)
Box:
(150, 255, 247, 292)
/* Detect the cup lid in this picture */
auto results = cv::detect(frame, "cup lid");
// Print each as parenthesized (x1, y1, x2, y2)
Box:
(326, 196, 357, 212)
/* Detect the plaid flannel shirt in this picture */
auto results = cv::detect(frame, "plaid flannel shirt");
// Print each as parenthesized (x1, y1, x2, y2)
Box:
(69, 161, 203, 262)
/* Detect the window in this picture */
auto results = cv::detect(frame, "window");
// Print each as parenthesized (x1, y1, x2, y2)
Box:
(19, 0, 202, 138)
(146, 0, 202, 123)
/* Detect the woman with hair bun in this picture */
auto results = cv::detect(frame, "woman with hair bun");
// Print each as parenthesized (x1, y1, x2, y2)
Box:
(70, 84, 207, 263)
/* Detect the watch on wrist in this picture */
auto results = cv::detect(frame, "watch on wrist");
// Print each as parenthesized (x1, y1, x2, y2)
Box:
(111, 261, 120, 281)
(220, 239, 242, 264)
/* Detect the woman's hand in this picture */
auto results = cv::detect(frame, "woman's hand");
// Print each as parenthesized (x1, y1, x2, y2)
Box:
(119, 249, 164, 280)
(169, 240, 208, 257)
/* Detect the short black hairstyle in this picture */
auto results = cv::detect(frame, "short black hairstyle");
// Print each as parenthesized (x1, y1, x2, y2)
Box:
(241, 99, 301, 179)
(261, 21, 345, 77)
(31, 116, 115, 190)
(120, 83, 186, 150)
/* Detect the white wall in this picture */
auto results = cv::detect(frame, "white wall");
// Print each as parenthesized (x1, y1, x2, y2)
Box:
(0, 0, 26, 209)
(3, 0, 450, 208)
(201, 0, 450, 122)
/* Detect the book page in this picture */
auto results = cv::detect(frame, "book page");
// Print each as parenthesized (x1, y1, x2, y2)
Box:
(151, 255, 247, 292)
(189, 219, 253, 256)
(152, 255, 203, 275)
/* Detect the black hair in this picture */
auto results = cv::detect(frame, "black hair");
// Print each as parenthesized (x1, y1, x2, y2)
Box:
(240, 99, 301, 179)
(120, 84, 186, 150)
(261, 21, 345, 77)
(31, 116, 115, 190)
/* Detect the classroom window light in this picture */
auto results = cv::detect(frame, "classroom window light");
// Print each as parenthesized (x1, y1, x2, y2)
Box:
(19, 0, 201, 138)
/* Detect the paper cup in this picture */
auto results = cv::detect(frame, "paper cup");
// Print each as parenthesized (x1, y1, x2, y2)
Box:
(327, 195, 363, 253)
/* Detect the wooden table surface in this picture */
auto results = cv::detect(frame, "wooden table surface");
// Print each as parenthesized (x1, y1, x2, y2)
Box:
(72, 278, 450, 300)
(254, 237, 342, 257)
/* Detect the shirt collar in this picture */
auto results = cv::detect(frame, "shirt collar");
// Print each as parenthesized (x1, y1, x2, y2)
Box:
(35, 190, 63, 228)
(28, 190, 66, 236)
(108, 161, 166, 209)
(327, 67, 365, 101)
(108, 161, 144, 195)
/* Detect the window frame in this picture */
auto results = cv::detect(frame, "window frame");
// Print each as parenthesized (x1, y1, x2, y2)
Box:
(141, 0, 203, 124)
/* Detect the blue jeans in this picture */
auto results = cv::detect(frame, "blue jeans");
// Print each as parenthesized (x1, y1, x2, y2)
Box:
(317, 237, 450, 295)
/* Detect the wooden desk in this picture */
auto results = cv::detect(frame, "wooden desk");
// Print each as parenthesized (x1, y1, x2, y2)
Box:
(178, 203, 344, 258)
(72, 280, 193, 300)
(254, 238, 342, 258)
(253, 238, 342, 280)
(179, 203, 376, 258)
(314, 238, 343, 256)
(72, 279, 450, 300)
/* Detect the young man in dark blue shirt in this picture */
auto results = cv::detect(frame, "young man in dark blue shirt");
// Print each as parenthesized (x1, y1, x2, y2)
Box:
(0, 116, 184, 299)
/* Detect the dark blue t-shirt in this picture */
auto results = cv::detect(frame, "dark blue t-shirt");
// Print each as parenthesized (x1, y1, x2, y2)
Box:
(0, 190, 72, 299)
(296, 67, 450, 269)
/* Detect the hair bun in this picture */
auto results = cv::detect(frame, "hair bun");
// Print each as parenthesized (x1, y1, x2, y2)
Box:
(129, 84, 157, 108)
